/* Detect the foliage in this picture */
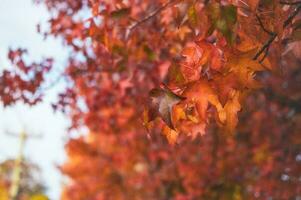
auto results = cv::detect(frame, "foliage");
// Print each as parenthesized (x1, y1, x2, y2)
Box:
(1, 0, 301, 199)
(0, 159, 49, 200)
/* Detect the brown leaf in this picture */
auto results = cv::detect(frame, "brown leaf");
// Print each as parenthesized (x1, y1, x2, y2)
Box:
(149, 86, 185, 129)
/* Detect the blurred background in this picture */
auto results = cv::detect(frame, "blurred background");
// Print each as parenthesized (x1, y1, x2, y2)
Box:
(0, 0, 68, 199)
(0, 0, 301, 200)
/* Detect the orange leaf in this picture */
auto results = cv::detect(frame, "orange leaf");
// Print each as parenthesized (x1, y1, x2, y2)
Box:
(183, 81, 226, 123)
(224, 90, 241, 133)
(162, 125, 179, 145)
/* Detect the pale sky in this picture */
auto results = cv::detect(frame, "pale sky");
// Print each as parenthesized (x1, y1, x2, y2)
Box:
(0, 0, 69, 199)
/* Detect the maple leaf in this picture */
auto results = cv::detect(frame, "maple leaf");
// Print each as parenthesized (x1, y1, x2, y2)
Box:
(169, 81, 227, 138)
(196, 40, 224, 71)
(171, 104, 207, 139)
(224, 50, 271, 89)
(182, 81, 226, 123)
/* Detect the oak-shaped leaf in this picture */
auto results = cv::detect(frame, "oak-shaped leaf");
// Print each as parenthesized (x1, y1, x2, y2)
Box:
(149, 86, 186, 129)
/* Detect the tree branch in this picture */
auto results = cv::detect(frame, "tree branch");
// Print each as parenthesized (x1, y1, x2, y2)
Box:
(126, 0, 176, 39)
(256, 14, 274, 35)
(253, 33, 277, 60)
(253, 4, 301, 60)
(283, 4, 301, 28)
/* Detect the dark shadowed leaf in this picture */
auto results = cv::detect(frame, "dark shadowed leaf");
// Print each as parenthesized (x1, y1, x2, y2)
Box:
(222, 5, 237, 25)
(220, 5, 237, 43)
(167, 62, 185, 85)
(149, 87, 185, 129)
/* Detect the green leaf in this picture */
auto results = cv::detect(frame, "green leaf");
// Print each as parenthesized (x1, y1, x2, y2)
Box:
(110, 8, 131, 19)
(216, 19, 227, 33)
(222, 5, 237, 25)
(220, 5, 237, 44)
(149, 87, 185, 129)
(207, 3, 237, 44)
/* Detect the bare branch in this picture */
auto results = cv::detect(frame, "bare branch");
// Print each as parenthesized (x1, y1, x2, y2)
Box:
(253, 4, 301, 60)
(126, 0, 176, 39)
(256, 14, 274, 35)
(253, 33, 277, 60)
(283, 4, 301, 28)
(259, 46, 270, 63)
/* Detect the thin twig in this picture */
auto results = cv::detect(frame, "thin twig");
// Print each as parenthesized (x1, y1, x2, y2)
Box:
(253, 4, 301, 60)
(253, 33, 277, 60)
(126, 0, 175, 39)
(259, 46, 270, 63)
(256, 14, 274, 35)
(283, 4, 301, 28)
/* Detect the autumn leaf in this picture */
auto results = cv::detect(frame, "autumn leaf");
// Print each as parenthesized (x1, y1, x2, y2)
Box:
(223, 90, 241, 133)
(171, 103, 207, 138)
(167, 62, 185, 86)
(195, 40, 224, 71)
(162, 125, 179, 145)
(235, 30, 260, 52)
(225, 50, 271, 89)
(182, 81, 226, 123)
(149, 86, 185, 129)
